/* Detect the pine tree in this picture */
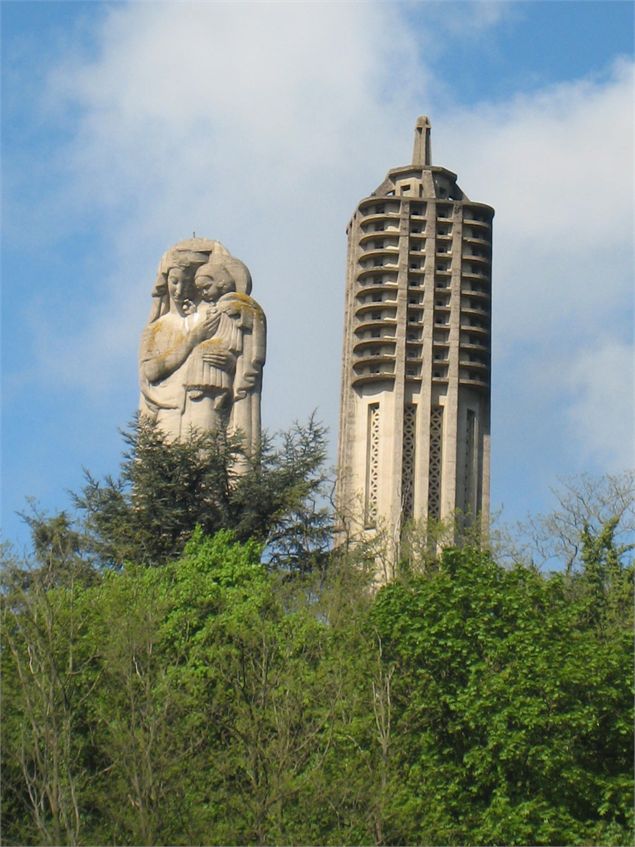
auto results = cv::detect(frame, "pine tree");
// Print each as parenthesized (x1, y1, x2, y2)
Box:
(72, 414, 332, 569)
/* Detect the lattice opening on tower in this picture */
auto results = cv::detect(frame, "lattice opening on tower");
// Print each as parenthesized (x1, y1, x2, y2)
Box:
(428, 406, 443, 519)
(463, 409, 476, 522)
(401, 404, 417, 520)
(365, 404, 380, 527)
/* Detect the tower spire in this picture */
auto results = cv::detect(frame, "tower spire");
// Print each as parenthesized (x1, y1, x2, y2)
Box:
(412, 115, 431, 166)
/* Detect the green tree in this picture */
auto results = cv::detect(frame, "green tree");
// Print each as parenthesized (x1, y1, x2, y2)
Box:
(73, 414, 331, 569)
(4, 467, 633, 846)
(511, 470, 634, 573)
(1, 554, 100, 845)
(154, 531, 366, 845)
(371, 546, 634, 846)
(8, 507, 97, 590)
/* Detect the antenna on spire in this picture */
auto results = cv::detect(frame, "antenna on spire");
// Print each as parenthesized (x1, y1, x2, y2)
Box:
(412, 115, 431, 167)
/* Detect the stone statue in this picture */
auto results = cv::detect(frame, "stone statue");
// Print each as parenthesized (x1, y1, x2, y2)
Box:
(139, 238, 266, 453)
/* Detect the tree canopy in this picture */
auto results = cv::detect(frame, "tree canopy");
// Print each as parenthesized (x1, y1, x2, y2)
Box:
(1, 424, 633, 846)
(69, 414, 332, 570)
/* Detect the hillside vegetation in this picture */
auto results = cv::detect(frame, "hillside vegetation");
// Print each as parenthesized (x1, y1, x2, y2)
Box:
(2, 420, 633, 846)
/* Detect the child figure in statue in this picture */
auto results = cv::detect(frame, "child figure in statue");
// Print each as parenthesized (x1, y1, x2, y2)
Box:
(182, 260, 239, 434)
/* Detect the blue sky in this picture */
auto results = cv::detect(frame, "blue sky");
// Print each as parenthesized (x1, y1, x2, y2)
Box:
(2, 1, 634, 552)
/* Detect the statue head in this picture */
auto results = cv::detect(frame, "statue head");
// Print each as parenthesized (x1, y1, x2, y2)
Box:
(149, 251, 205, 320)
(194, 259, 236, 303)
(149, 255, 197, 317)
(167, 264, 197, 314)
(146, 239, 251, 322)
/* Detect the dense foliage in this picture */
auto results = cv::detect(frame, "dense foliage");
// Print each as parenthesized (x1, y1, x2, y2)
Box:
(2, 428, 633, 846)
(72, 415, 331, 570)
(371, 548, 633, 846)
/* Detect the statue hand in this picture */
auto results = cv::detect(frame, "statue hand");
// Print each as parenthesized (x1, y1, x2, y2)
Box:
(192, 311, 220, 342)
(234, 371, 257, 399)
(202, 349, 231, 368)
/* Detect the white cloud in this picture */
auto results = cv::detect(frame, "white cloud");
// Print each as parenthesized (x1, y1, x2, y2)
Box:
(426, 59, 634, 473)
(48, 2, 424, 208)
(563, 339, 635, 469)
(436, 59, 634, 350)
(12, 2, 634, 479)
(429, 0, 514, 35)
(32, 2, 430, 433)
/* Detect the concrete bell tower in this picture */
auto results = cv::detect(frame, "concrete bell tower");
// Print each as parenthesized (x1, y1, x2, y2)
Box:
(335, 117, 494, 549)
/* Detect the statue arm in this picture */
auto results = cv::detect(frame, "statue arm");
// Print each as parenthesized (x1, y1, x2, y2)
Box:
(140, 314, 218, 384)
(224, 299, 266, 399)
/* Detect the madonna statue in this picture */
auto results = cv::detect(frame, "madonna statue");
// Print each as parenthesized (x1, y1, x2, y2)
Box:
(138, 238, 266, 455)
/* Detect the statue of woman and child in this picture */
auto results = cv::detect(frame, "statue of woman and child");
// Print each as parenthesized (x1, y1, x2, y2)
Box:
(139, 238, 266, 453)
